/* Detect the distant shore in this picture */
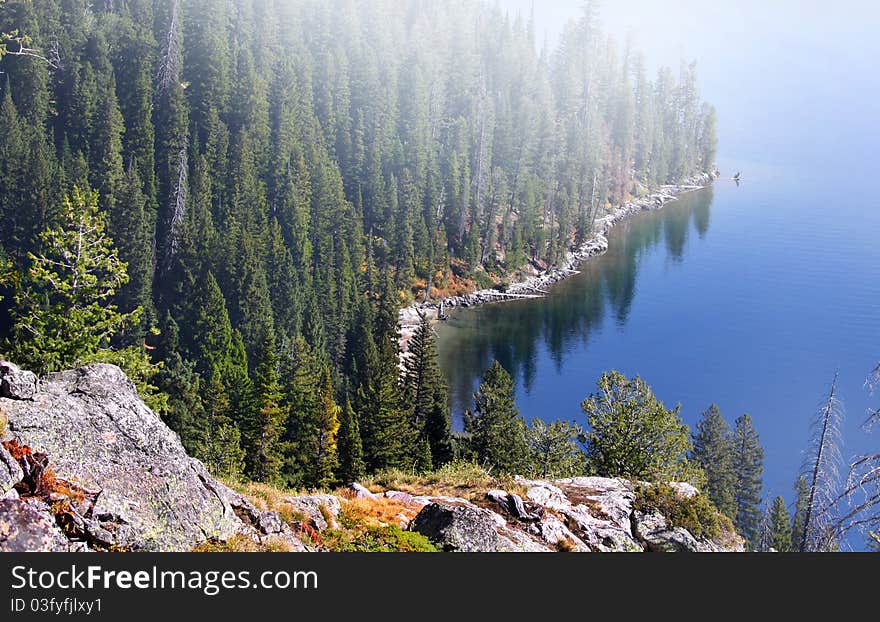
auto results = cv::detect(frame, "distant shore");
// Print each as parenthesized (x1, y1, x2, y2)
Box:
(399, 171, 719, 352)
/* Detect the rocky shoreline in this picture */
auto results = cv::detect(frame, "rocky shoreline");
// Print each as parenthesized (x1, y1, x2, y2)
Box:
(399, 171, 718, 350)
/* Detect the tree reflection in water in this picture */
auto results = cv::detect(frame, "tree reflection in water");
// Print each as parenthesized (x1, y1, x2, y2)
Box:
(437, 187, 714, 424)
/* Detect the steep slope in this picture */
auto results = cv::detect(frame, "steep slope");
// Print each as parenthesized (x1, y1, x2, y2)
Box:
(0, 361, 306, 552)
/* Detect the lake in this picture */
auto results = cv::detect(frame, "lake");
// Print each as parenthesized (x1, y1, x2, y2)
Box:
(436, 160, 880, 524)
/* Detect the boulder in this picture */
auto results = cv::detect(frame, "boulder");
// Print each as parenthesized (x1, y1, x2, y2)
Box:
(385, 490, 429, 506)
(555, 477, 637, 533)
(0, 361, 37, 400)
(532, 513, 589, 552)
(521, 478, 641, 552)
(633, 511, 727, 553)
(0, 444, 22, 495)
(485, 489, 539, 521)
(350, 483, 378, 499)
(0, 363, 308, 552)
(409, 500, 549, 552)
(286, 494, 342, 531)
(668, 482, 700, 499)
(0, 499, 69, 552)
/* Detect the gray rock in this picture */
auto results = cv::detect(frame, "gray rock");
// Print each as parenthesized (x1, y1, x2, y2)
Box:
(0, 444, 22, 495)
(522, 478, 641, 552)
(668, 482, 700, 499)
(486, 489, 508, 506)
(409, 500, 549, 552)
(633, 511, 724, 553)
(0, 499, 69, 552)
(350, 483, 378, 499)
(508, 493, 538, 521)
(385, 490, 429, 506)
(533, 513, 589, 552)
(0, 361, 37, 400)
(555, 477, 636, 533)
(485, 489, 538, 521)
(410, 502, 501, 552)
(286, 494, 342, 531)
(0, 363, 307, 552)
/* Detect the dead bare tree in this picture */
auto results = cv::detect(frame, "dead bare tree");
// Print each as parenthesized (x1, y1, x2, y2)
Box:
(161, 142, 188, 274)
(836, 363, 880, 548)
(797, 372, 844, 552)
(156, 0, 182, 96)
(867, 363, 880, 423)
(1, 9, 61, 73)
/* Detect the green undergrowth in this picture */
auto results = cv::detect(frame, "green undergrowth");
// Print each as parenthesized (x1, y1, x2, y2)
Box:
(633, 483, 731, 540)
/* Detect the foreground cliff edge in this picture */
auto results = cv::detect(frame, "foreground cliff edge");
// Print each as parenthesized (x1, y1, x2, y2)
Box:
(0, 361, 743, 552)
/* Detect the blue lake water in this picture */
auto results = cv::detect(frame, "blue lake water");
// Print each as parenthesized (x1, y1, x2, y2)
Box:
(436, 160, 880, 523)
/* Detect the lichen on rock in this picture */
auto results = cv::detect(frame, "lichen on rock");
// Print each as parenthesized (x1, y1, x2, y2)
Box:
(0, 362, 308, 552)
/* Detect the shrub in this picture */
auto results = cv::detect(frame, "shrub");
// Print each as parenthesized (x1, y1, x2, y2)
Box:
(322, 525, 438, 553)
(473, 270, 495, 290)
(634, 483, 722, 540)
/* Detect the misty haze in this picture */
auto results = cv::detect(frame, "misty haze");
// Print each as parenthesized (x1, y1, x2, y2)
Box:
(0, 0, 878, 559)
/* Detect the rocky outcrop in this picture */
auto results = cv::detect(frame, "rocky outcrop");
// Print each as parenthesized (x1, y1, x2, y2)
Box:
(0, 444, 22, 497)
(403, 475, 743, 553)
(0, 362, 308, 552)
(0, 361, 37, 400)
(409, 500, 551, 552)
(0, 499, 70, 552)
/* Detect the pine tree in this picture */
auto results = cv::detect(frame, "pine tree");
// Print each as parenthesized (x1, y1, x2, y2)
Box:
(403, 313, 453, 467)
(309, 367, 341, 489)
(768, 496, 793, 552)
(692, 404, 737, 519)
(90, 72, 125, 218)
(155, 312, 206, 456)
(337, 397, 365, 484)
(732, 414, 764, 550)
(243, 332, 285, 484)
(464, 361, 529, 474)
(10, 187, 141, 374)
(527, 420, 588, 479)
(112, 163, 155, 342)
(185, 271, 233, 379)
(791, 475, 810, 551)
(281, 337, 340, 489)
(352, 278, 412, 472)
(581, 371, 695, 481)
(202, 369, 246, 480)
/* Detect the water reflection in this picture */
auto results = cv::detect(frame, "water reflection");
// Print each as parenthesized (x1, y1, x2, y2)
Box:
(437, 187, 715, 418)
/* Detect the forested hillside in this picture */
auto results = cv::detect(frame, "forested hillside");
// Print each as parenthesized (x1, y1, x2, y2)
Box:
(0, 0, 716, 488)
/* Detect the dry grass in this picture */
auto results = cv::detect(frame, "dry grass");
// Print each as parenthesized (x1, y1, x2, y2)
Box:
(193, 534, 299, 553)
(364, 461, 495, 499)
(0, 406, 8, 438)
(220, 479, 310, 526)
(363, 461, 532, 504)
(341, 496, 419, 529)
